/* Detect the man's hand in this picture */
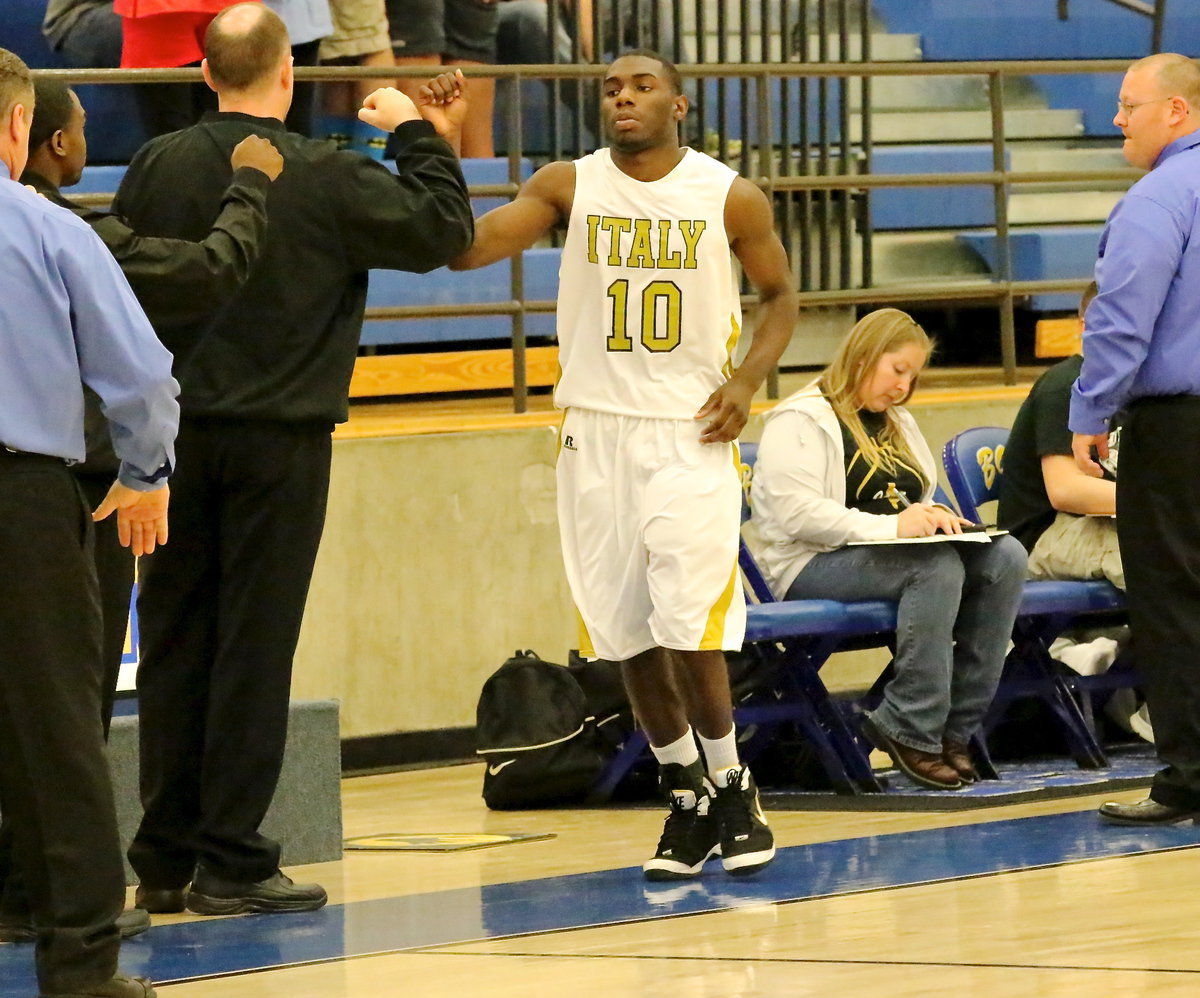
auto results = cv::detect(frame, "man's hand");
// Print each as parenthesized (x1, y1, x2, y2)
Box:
(695, 377, 755, 443)
(93, 482, 170, 557)
(230, 135, 284, 180)
(358, 87, 422, 133)
(1072, 431, 1109, 478)
(417, 69, 469, 140)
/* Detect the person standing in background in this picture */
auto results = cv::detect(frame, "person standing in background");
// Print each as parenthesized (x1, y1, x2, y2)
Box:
(114, 3, 473, 915)
(0, 46, 179, 998)
(1070, 53, 1200, 826)
(114, 0, 253, 136)
(43, 0, 124, 68)
(0, 76, 280, 946)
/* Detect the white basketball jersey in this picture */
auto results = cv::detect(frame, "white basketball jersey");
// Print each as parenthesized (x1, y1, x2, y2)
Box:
(555, 148, 742, 418)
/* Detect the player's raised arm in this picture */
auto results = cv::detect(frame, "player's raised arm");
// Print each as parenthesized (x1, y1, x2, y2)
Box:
(449, 161, 575, 271)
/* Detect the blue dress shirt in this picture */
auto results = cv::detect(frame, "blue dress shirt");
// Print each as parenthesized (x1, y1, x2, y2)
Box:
(262, 0, 333, 46)
(1070, 131, 1200, 434)
(0, 177, 179, 490)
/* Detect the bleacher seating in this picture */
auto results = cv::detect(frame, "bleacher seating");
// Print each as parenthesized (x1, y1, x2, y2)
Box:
(363, 248, 560, 347)
(871, 145, 1002, 231)
(957, 226, 1104, 312)
(872, 0, 1200, 137)
(6, 0, 149, 163)
(942, 426, 1133, 762)
(64, 159, 549, 350)
(590, 429, 1138, 800)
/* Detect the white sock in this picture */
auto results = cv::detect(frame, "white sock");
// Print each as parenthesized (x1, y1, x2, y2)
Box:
(650, 727, 700, 769)
(698, 728, 740, 786)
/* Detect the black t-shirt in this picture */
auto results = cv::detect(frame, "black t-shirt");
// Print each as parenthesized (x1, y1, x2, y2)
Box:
(839, 408, 927, 514)
(997, 355, 1119, 550)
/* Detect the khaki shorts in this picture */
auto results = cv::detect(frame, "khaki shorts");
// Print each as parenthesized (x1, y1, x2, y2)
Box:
(320, 0, 392, 60)
(1028, 510, 1125, 591)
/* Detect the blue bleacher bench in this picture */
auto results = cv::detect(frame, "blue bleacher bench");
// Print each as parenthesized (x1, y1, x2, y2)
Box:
(957, 226, 1104, 312)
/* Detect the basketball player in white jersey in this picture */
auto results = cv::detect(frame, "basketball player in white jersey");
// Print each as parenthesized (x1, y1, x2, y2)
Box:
(442, 51, 797, 879)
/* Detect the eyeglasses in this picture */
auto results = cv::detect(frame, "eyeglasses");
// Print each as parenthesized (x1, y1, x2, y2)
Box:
(1116, 96, 1175, 116)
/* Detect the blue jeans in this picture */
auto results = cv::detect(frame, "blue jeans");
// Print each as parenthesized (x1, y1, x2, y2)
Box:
(785, 536, 1027, 754)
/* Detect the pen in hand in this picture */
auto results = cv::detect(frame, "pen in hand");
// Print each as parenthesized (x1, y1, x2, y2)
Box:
(889, 483, 973, 536)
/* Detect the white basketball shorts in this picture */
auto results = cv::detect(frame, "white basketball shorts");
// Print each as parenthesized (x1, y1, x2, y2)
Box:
(556, 407, 747, 662)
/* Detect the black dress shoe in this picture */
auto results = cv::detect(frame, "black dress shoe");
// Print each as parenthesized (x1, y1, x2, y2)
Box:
(186, 870, 327, 915)
(1099, 797, 1200, 825)
(39, 972, 155, 998)
(134, 886, 187, 914)
(0, 907, 151, 944)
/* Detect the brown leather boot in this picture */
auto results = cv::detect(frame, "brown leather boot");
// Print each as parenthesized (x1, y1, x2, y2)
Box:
(860, 715, 963, 790)
(942, 739, 980, 784)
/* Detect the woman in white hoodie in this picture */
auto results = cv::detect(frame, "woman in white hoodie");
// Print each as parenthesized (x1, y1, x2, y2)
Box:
(750, 309, 1027, 790)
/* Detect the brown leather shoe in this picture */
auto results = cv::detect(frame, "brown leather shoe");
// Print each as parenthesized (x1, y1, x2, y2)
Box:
(942, 740, 979, 784)
(860, 714, 962, 790)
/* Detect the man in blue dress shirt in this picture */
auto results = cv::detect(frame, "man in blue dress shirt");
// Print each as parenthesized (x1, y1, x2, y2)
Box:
(1070, 52, 1200, 826)
(0, 48, 179, 998)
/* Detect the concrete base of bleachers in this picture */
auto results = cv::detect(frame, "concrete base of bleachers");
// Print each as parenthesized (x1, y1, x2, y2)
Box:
(106, 699, 343, 885)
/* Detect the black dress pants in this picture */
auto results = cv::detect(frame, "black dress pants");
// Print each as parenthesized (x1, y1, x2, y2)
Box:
(129, 418, 331, 887)
(0, 474, 134, 925)
(0, 453, 124, 993)
(1118, 396, 1200, 809)
(76, 473, 137, 737)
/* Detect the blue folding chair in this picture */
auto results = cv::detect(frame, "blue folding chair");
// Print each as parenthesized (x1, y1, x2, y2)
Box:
(588, 444, 892, 801)
(943, 427, 1131, 767)
(736, 443, 889, 793)
(741, 443, 1000, 787)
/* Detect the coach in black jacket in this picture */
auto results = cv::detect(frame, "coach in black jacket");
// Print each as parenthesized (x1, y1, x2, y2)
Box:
(113, 2, 473, 916)
(21, 77, 280, 736)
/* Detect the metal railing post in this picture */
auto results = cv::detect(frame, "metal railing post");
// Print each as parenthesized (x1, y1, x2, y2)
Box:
(859, 0, 874, 289)
(508, 70, 528, 413)
(988, 70, 1018, 385)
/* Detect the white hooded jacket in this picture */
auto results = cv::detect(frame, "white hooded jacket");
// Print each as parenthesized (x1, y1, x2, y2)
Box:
(748, 382, 939, 597)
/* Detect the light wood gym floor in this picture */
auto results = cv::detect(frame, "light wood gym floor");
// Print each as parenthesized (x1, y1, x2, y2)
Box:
(27, 764, 1194, 998)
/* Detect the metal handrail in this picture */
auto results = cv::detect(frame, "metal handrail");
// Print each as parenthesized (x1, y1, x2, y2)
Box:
(33, 58, 1140, 84)
(36, 52, 1143, 400)
(1059, 0, 1168, 53)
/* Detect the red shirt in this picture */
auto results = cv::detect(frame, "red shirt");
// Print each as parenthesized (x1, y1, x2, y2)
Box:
(115, 0, 260, 68)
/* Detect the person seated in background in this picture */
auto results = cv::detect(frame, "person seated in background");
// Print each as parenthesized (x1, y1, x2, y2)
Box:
(749, 308, 1028, 790)
(495, 0, 681, 141)
(43, 0, 123, 68)
(318, 0, 396, 155)
(998, 282, 1122, 591)
(387, 0, 497, 157)
(114, 0, 250, 137)
(263, 0, 333, 135)
(997, 283, 1141, 730)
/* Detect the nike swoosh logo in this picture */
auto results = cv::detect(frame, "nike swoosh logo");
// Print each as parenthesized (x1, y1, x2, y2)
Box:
(487, 759, 517, 776)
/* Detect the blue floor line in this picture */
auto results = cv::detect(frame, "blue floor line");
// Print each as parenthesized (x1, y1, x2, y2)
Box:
(3, 809, 1199, 994)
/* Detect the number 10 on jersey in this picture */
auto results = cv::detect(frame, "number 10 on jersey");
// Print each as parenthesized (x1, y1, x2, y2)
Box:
(606, 279, 683, 353)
